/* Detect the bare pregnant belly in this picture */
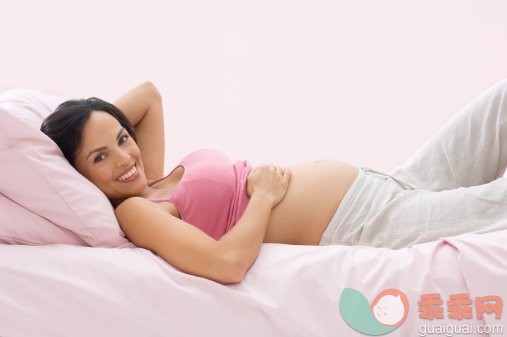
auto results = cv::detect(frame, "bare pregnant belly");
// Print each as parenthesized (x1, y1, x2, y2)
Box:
(263, 160, 358, 245)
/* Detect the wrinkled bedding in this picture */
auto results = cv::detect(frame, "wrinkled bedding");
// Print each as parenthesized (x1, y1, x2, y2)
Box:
(0, 230, 505, 337)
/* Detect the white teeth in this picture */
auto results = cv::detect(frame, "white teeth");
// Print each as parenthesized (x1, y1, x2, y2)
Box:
(118, 165, 137, 181)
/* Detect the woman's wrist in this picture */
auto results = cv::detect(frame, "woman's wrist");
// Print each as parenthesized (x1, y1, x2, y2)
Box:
(250, 190, 277, 208)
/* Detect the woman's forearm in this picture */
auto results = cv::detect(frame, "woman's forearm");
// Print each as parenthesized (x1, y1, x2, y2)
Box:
(216, 165, 290, 281)
(114, 82, 165, 179)
(217, 192, 275, 279)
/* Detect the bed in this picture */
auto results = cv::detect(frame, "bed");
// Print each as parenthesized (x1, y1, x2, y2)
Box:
(0, 89, 505, 337)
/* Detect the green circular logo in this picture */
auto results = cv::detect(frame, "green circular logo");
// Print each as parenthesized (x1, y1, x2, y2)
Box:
(339, 288, 409, 335)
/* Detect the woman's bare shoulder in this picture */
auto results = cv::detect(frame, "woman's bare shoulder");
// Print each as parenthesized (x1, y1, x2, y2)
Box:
(114, 196, 155, 215)
(115, 196, 179, 219)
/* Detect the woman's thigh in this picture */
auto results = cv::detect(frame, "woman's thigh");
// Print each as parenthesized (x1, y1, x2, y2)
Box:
(391, 80, 507, 191)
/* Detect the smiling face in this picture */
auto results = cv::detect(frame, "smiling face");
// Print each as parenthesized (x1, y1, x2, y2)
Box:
(74, 111, 148, 204)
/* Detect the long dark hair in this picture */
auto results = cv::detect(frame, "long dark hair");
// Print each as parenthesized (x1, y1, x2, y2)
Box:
(40, 98, 137, 166)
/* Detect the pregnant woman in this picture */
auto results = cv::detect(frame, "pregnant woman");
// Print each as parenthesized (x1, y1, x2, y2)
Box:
(41, 81, 507, 283)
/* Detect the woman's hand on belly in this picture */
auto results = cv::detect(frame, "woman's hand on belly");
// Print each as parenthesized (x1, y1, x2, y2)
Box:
(246, 165, 292, 206)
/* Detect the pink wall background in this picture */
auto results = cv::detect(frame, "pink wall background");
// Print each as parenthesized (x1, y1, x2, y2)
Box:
(2, 0, 507, 173)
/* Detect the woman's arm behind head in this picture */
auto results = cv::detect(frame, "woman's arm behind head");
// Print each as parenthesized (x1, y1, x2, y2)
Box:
(113, 82, 165, 180)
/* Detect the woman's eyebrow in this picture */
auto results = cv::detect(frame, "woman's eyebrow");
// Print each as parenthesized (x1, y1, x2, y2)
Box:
(86, 127, 125, 159)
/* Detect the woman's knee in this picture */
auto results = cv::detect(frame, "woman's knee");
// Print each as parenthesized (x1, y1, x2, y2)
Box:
(489, 79, 507, 99)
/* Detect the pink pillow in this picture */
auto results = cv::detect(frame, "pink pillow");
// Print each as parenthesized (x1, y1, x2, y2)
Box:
(0, 89, 131, 247)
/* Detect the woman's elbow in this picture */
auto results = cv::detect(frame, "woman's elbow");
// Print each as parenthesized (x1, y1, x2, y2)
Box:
(213, 252, 249, 284)
(227, 259, 248, 284)
(142, 81, 161, 100)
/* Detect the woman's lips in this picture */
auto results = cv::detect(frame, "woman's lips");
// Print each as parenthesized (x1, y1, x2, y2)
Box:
(117, 164, 139, 183)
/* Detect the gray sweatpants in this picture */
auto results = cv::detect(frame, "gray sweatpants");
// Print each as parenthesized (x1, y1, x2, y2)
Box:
(320, 80, 507, 249)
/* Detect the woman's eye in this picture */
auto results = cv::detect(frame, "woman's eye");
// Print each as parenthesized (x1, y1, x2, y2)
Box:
(119, 135, 129, 145)
(94, 153, 106, 163)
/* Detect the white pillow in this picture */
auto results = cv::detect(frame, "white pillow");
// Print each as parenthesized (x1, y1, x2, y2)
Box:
(0, 89, 131, 247)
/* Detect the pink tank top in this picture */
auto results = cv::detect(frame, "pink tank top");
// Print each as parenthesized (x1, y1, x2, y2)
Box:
(147, 149, 252, 240)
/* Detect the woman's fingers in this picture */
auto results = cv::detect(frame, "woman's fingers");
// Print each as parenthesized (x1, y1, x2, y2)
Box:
(266, 164, 286, 175)
(246, 164, 292, 202)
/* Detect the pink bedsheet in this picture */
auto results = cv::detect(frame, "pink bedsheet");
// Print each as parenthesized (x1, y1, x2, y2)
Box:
(0, 230, 505, 337)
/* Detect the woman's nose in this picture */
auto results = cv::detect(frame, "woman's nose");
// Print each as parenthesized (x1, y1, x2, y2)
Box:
(116, 148, 132, 167)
